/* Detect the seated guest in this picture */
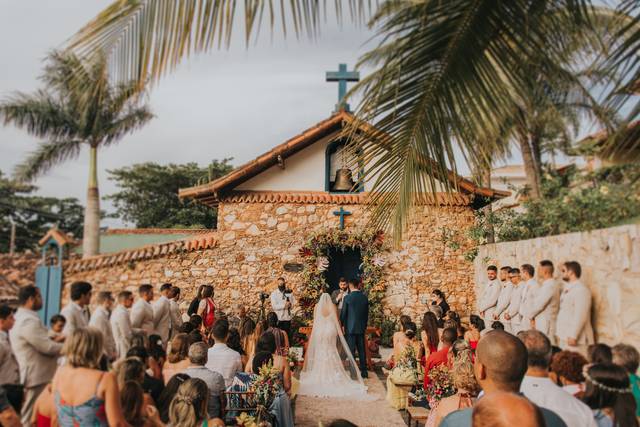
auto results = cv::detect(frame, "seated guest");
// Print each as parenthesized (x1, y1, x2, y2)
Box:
(188, 329, 204, 345)
(389, 316, 416, 366)
(439, 330, 567, 427)
(147, 337, 166, 380)
(178, 322, 194, 334)
(550, 351, 588, 397)
(30, 384, 56, 427)
(169, 378, 224, 427)
(257, 332, 293, 394)
(206, 319, 242, 387)
(120, 381, 162, 426)
(190, 314, 203, 331)
(114, 357, 156, 412)
(187, 285, 206, 317)
(51, 328, 128, 426)
(434, 340, 480, 425)
(239, 315, 256, 351)
(157, 373, 189, 424)
(424, 327, 456, 389)
(225, 351, 273, 423)
(518, 330, 596, 427)
(611, 343, 640, 417)
(588, 343, 613, 365)
(491, 321, 505, 331)
(0, 386, 20, 427)
(582, 363, 639, 427)
(266, 311, 289, 357)
(163, 333, 191, 384)
(48, 314, 66, 341)
(227, 327, 248, 367)
(244, 320, 268, 368)
(472, 391, 546, 427)
(385, 322, 422, 410)
(183, 342, 226, 419)
(428, 304, 444, 329)
(229, 305, 253, 332)
(443, 318, 465, 341)
(464, 315, 484, 350)
(420, 311, 440, 360)
(126, 346, 165, 404)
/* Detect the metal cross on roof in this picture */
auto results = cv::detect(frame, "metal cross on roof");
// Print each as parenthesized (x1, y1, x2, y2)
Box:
(333, 206, 352, 230)
(326, 63, 360, 113)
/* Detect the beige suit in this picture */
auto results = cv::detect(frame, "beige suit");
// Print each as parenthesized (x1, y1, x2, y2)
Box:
(516, 279, 539, 334)
(60, 301, 89, 336)
(523, 278, 561, 343)
(493, 281, 513, 330)
(89, 306, 116, 360)
(504, 284, 524, 334)
(152, 295, 171, 344)
(477, 279, 501, 327)
(130, 299, 154, 336)
(111, 305, 134, 359)
(10, 307, 63, 424)
(0, 330, 19, 385)
(556, 281, 594, 355)
(169, 299, 183, 339)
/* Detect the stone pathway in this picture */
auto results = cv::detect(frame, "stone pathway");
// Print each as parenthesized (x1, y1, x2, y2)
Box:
(294, 374, 406, 427)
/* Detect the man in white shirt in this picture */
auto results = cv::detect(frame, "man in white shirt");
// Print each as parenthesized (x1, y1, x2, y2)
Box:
(205, 318, 242, 387)
(168, 286, 183, 340)
(517, 264, 539, 334)
(0, 305, 20, 388)
(503, 268, 524, 334)
(152, 283, 172, 345)
(111, 290, 136, 359)
(477, 265, 501, 328)
(493, 266, 513, 331)
(518, 330, 597, 427)
(60, 281, 92, 336)
(10, 286, 63, 425)
(270, 277, 295, 338)
(89, 291, 117, 361)
(523, 260, 561, 344)
(130, 284, 155, 336)
(555, 261, 594, 355)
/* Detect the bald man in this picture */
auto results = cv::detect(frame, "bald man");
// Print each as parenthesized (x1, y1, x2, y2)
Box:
(473, 392, 545, 427)
(439, 330, 567, 427)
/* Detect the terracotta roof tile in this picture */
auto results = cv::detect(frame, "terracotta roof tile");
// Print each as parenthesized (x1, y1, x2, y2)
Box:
(65, 232, 218, 272)
(102, 228, 210, 235)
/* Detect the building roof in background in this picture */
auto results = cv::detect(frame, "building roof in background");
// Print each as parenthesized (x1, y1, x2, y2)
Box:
(38, 228, 77, 247)
(179, 111, 509, 207)
(75, 228, 212, 255)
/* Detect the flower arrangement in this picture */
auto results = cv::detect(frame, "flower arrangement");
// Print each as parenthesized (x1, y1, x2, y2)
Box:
(426, 365, 456, 403)
(287, 347, 302, 368)
(298, 228, 387, 325)
(250, 363, 281, 423)
(395, 343, 419, 371)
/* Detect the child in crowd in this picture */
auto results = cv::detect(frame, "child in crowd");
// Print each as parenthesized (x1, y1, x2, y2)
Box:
(48, 314, 66, 342)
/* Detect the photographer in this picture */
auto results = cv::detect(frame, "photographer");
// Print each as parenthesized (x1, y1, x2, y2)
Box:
(269, 277, 295, 338)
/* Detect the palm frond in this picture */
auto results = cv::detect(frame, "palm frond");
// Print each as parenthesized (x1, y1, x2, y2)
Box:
(13, 139, 84, 182)
(102, 107, 154, 145)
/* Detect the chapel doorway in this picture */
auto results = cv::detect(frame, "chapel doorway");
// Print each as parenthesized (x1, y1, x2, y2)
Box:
(324, 246, 363, 294)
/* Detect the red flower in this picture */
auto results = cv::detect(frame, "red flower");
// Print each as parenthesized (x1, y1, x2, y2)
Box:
(299, 247, 313, 257)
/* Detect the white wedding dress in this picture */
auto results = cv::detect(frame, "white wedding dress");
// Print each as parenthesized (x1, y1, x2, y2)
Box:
(298, 293, 371, 399)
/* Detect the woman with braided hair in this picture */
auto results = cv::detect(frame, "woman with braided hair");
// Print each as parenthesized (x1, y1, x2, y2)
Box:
(168, 378, 224, 427)
(581, 363, 638, 427)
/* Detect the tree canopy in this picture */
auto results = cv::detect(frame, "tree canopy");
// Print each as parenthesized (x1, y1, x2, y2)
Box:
(105, 160, 233, 229)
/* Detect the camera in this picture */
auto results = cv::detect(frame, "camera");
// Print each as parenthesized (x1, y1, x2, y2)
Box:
(259, 292, 270, 301)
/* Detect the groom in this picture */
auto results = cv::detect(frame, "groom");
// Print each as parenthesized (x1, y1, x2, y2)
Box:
(340, 279, 369, 378)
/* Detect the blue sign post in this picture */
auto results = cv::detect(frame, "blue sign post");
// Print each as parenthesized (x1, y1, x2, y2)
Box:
(35, 230, 66, 326)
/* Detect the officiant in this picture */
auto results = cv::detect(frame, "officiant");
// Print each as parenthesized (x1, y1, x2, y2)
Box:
(270, 277, 295, 338)
(331, 277, 350, 310)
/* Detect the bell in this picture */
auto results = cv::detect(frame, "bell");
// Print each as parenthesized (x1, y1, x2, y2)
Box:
(333, 168, 355, 191)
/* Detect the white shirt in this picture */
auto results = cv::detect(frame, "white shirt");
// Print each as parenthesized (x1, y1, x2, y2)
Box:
(270, 289, 295, 322)
(130, 299, 154, 335)
(89, 306, 117, 359)
(60, 302, 89, 336)
(556, 280, 594, 345)
(0, 330, 20, 384)
(520, 376, 597, 427)
(111, 305, 134, 359)
(205, 343, 243, 387)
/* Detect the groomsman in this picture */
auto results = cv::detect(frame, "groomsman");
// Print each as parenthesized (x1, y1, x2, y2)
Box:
(169, 286, 183, 339)
(517, 264, 538, 333)
(556, 261, 594, 355)
(503, 268, 523, 333)
(152, 283, 173, 345)
(131, 284, 154, 336)
(60, 281, 92, 336)
(111, 291, 135, 359)
(89, 291, 117, 360)
(524, 260, 561, 344)
(477, 265, 501, 327)
(493, 266, 513, 330)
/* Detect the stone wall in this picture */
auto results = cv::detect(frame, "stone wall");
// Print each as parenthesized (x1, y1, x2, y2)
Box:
(0, 253, 40, 303)
(63, 201, 478, 323)
(474, 224, 640, 350)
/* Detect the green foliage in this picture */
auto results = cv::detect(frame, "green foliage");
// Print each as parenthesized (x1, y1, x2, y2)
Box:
(467, 164, 640, 250)
(0, 170, 84, 252)
(105, 160, 233, 229)
(380, 318, 397, 348)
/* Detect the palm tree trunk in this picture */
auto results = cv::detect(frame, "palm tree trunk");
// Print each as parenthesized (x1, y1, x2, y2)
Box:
(518, 133, 542, 200)
(481, 166, 495, 243)
(530, 133, 543, 190)
(82, 145, 100, 257)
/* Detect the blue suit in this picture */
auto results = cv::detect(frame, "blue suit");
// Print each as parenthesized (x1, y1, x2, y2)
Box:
(340, 290, 369, 376)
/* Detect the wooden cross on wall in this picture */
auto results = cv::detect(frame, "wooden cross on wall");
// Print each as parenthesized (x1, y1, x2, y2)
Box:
(333, 206, 352, 230)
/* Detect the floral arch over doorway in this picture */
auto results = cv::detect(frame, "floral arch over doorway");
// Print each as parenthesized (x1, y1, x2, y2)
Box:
(298, 229, 387, 326)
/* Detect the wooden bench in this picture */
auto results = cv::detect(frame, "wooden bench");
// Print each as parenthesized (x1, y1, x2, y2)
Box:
(406, 406, 429, 427)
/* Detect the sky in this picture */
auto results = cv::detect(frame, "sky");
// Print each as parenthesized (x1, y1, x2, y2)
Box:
(0, 1, 383, 226)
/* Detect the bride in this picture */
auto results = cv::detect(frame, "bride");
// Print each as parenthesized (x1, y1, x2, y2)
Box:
(298, 293, 370, 399)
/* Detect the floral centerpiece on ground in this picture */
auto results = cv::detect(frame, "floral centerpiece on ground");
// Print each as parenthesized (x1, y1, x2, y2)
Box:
(425, 365, 456, 406)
